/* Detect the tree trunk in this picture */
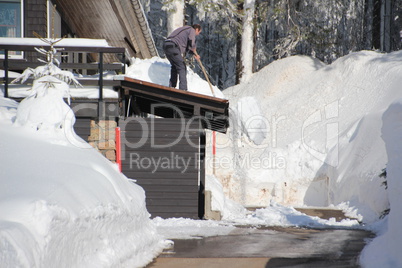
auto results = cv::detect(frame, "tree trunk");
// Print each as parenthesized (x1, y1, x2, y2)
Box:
(381, 0, 392, 52)
(235, 2, 243, 85)
(239, 0, 255, 83)
(166, 0, 185, 34)
(372, 0, 381, 49)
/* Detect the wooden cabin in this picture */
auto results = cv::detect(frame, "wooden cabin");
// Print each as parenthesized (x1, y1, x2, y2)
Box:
(0, 0, 156, 59)
(0, 0, 229, 219)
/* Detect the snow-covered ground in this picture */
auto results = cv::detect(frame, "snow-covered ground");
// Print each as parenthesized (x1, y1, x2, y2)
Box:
(1, 47, 402, 267)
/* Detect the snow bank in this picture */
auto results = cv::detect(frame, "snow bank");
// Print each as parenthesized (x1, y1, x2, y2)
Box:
(360, 100, 402, 267)
(0, 121, 165, 267)
(205, 174, 248, 221)
(0, 54, 165, 266)
(204, 173, 359, 228)
(0, 97, 18, 122)
(153, 217, 235, 240)
(210, 51, 402, 223)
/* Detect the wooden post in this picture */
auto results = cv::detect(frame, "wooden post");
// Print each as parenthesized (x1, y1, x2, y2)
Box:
(99, 52, 104, 100)
(212, 131, 216, 175)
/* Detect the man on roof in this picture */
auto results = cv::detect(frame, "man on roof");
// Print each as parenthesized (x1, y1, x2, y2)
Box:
(163, 24, 202, 91)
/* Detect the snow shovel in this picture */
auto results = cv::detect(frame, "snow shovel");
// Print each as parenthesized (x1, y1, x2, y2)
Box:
(195, 53, 216, 97)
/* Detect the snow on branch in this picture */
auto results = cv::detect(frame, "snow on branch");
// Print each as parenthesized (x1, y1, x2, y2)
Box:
(273, 5, 302, 59)
(273, 31, 301, 59)
(11, 32, 82, 102)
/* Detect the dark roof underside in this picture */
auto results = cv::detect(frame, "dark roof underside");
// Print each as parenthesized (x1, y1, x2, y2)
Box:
(52, 0, 157, 60)
(120, 77, 229, 133)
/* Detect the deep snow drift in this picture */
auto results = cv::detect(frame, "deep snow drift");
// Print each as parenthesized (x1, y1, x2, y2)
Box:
(0, 58, 166, 267)
(213, 52, 402, 222)
(215, 51, 402, 268)
(0, 120, 165, 267)
(359, 100, 402, 267)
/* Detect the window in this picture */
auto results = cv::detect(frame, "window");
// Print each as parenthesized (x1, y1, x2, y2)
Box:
(0, 0, 22, 38)
(0, 0, 23, 58)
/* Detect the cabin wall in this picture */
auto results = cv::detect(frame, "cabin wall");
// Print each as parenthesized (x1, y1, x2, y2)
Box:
(25, 0, 47, 38)
(24, 0, 48, 62)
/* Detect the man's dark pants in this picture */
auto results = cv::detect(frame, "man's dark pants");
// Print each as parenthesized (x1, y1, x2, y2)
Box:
(163, 41, 187, 91)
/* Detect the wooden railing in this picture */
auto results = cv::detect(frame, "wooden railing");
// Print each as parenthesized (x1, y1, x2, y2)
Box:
(0, 44, 126, 100)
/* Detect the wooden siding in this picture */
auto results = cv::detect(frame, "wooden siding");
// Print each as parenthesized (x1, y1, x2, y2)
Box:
(120, 118, 203, 219)
(25, 0, 48, 62)
(73, 118, 91, 141)
(25, 0, 47, 38)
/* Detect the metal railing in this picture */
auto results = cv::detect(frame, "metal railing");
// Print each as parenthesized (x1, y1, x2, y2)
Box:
(1, 44, 126, 101)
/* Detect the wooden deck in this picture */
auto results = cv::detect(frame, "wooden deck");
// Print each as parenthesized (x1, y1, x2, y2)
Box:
(0, 42, 125, 102)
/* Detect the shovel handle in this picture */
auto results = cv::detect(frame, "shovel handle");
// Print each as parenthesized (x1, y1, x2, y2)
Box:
(194, 53, 215, 97)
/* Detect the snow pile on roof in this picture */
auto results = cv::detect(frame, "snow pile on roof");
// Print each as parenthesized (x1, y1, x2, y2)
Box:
(2, 56, 225, 99)
(126, 56, 225, 98)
